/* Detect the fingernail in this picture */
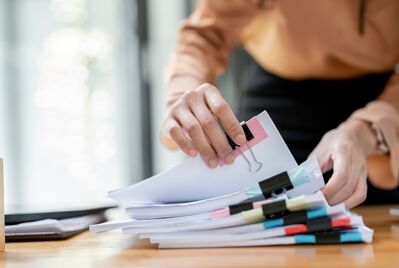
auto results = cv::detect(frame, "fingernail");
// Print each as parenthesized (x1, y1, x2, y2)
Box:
(188, 149, 197, 157)
(209, 158, 218, 168)
(225, 154, 235, 164)
(235, 134, 246, 145)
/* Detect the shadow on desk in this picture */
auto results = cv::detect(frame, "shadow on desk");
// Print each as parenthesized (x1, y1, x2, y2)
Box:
(99, 239, 374, 268)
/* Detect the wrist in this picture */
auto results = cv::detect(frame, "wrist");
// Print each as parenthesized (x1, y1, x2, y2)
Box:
(340, 119, 377, 156)
(166, 76, 203, 108)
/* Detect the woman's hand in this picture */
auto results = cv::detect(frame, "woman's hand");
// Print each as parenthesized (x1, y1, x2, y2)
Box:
(309, 119, 377, 209)
(161, 83, 246, 168)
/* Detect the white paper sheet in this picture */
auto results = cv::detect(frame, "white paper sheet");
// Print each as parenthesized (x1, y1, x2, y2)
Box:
(149, 215, 363, 244)
(122, 157, 325, 219)
(90, 213, 211, 233)
(157, 226, 374, 249)
(108, 111, 298, 205)
(122, 192, 327, 234)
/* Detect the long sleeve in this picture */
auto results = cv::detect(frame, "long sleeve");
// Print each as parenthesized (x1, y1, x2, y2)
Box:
(165, 0, 259, 93)
(351, 72, 399, 189)
(161, 0, 259, 149)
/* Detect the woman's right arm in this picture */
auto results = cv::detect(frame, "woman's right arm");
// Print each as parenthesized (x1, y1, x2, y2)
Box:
(161, 0, 259, 168)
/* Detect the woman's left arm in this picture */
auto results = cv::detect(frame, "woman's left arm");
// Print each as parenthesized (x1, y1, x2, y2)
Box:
(310, 72, 399, 209)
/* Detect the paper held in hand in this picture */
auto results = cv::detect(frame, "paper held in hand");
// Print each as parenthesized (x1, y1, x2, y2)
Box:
(91, 110, 373, 248)
(108, 111, 298, 204)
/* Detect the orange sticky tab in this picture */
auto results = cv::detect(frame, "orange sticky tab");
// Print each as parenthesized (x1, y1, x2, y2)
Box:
(285, 225, 307, 235)
(331, 217, 351, 228)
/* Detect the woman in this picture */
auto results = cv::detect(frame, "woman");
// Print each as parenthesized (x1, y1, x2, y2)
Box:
(160, 0, 399, 208)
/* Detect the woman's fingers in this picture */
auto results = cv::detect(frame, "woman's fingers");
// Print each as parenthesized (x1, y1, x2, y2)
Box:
(330, 155, 367, 207)
(203, 84, 246, 146)
(308, 131, 335, 172)
(190, 100, 235, 164)
(162, 118, 197, 157)
(344, 177, 368, 209)
(308, 147, 333, 173)
(174, 106, 219, 168)
(163, 83, 244, 168)
(309, 120, 373, 208)
(322, 143, 368, 206)
(325, 145, 356, 205)
(321, 149, 350, 202)
(328, 160, 365, 205)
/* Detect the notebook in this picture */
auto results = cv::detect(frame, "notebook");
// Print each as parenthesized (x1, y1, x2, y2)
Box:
(6, 212, 106, 241)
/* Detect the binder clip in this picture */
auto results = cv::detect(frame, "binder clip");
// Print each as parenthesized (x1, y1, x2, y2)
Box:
(258, 171, 293, 199)
(226, 122, 263, 173)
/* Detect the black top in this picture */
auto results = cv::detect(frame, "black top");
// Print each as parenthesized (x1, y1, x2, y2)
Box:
(238, 59, 399, 204)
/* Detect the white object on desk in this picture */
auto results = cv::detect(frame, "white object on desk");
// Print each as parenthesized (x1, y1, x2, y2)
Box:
(390, 208, 399, 216)
(6, 213, 105, 236)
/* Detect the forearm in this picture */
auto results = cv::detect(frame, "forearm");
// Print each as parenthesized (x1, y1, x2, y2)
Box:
(165, 0, 258, 108)
(348, 72, 399, 189)
(338, 119, 377, 157)
(166, 76, 204, 108)
(311, 73, 399, 207)
(161, 0, 259, 154)
(378, 72, 399, 112)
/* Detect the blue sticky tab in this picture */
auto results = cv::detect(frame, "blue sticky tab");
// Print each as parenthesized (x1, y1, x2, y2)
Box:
(288, 165, 304, 179)
(288, 166, 310, 187)
(263, 218, 284, 229)
(340, 232, 363, 243)
(245, 185, 263, 198)
(295, 235, 316, 244)
(292, 175, 310, 187)
(307, 207, 327, 219)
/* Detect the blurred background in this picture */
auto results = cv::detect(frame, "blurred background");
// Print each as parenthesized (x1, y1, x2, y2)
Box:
(0, 0, 251, 210)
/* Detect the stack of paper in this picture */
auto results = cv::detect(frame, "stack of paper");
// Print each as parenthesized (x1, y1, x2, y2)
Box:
(91, 111, 373, 248)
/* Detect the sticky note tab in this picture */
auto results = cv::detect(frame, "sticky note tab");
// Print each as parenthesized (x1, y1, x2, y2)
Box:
(307, 207, 327, 219)
(232, 117, 268, 158)
(241, 208, 264, 224)
(295, 234, 316, 244)
(286, 196, 307, 211)
(263, 218, 284, 229)
(341, 232, 363, 243)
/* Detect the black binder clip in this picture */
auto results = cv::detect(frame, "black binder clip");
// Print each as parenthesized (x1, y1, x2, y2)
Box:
(226, 122, 262, 173)
(258, 171, 294, 199)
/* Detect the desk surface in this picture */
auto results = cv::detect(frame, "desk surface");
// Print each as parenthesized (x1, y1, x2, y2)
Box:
(1, 205, 399, 268)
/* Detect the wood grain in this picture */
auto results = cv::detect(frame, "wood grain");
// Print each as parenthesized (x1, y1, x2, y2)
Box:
(1, 205, 399, 267)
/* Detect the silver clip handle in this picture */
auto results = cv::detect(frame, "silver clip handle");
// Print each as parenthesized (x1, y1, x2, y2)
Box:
(238, 142, 262, 173)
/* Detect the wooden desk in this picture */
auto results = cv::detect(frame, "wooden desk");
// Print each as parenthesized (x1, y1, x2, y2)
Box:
(1, 205, 399, 268)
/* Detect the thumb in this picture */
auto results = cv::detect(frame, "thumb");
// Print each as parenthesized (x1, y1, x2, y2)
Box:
(308, 144, 333, 173)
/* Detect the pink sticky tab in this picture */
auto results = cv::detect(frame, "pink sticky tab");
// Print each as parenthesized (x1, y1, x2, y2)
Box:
(211, 198, 275, 219)
(218, 117, 268, 166)
(253, 199, 273, 209)
(235, 117, 268, 156)
(210, 208, 230, 219)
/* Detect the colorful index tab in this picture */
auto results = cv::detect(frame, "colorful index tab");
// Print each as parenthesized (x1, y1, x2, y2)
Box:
(294, 230, 370, 244)
(262, 207, 330, 230)
(284, 217, 356, 237)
